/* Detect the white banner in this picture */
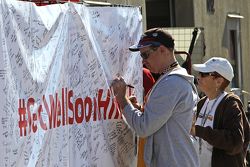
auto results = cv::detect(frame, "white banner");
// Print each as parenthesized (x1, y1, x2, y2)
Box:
(0, 0, 143, 166)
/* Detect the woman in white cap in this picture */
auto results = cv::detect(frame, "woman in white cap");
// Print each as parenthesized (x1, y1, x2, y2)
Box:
(191, 57, 250, 167)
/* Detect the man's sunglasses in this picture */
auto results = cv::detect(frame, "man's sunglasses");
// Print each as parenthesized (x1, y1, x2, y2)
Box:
(140, 47, 158, 59)
(199, 72, 218, 78)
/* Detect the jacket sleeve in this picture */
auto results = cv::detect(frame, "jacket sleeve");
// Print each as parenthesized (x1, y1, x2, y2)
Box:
(195, 96, 245, 155)
(123, 75, 191, 137)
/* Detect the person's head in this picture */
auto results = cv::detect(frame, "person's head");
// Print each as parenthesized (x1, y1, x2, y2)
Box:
(129, 28, 175, 73)
(192, 57, 234, 95)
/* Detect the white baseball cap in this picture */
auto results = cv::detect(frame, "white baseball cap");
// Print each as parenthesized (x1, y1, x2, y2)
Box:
(192, 57, 234, 82)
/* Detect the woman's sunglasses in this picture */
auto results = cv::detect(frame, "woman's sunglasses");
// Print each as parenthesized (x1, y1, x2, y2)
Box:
(199, 72, 217, 78)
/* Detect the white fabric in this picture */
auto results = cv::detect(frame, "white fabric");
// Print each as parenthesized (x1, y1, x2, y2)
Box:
(0, 0, 143, 166)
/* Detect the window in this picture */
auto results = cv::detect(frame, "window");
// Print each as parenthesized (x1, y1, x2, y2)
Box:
(229, 30, 239, 88)
(207, 0, 215, 14)
(146, 0, 194, 28)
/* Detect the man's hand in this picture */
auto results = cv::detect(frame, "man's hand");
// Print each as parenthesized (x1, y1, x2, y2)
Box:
(129, 96, 141, 110)
(111, 77, 129, 109)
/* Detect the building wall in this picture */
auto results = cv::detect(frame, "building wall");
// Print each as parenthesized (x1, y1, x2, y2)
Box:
(193, 0, 250, 104)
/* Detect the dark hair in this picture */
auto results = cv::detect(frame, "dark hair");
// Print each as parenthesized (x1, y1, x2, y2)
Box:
(212, 72, 230, 91)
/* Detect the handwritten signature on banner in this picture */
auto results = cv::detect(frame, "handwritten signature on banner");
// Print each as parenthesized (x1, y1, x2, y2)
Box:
(0, 1, 142, 166)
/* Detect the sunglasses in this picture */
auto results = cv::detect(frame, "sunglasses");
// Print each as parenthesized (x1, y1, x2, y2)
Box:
(140, 47, 158, 59)
(198, 72, 217, 78)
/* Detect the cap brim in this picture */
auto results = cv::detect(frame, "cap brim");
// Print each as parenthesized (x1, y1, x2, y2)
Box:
(129, 41, 162, 52)
(192, 64, 214, 72)
(129, 43, 154, 52)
